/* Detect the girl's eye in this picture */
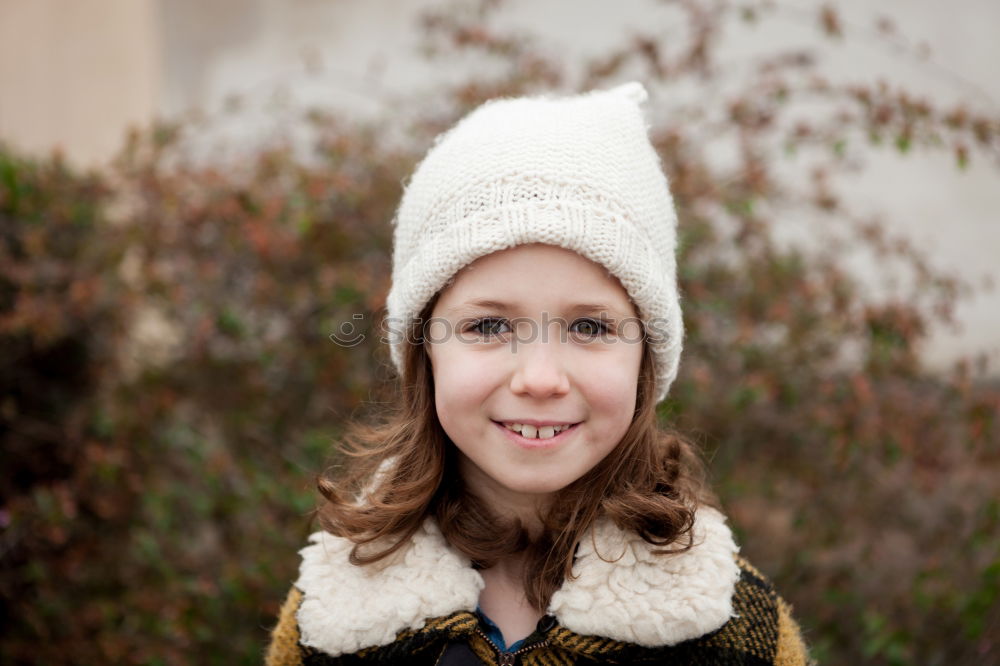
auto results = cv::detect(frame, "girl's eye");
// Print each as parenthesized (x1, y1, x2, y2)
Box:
(470, 317, 510, 337)
(571, 317, 610, 337)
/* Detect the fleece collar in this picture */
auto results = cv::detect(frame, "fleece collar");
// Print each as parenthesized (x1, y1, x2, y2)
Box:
(294, 506, 740, 657)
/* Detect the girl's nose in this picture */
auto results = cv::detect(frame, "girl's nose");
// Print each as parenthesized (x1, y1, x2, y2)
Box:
(508, 338, 571, 398)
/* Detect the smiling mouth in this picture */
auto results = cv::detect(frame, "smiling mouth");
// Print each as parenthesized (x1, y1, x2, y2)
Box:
(493, 421, 580, 441)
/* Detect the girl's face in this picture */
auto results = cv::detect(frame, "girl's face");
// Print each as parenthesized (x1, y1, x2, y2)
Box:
(426, 243, 644, 508)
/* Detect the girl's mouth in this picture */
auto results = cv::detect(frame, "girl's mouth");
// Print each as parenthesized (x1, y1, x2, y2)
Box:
(492, 420, 580, 448)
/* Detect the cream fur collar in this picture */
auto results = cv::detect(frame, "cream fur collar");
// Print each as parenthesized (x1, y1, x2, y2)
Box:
(294, 506, 740, 657)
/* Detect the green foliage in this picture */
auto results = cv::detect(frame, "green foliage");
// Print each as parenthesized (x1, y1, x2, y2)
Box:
(2, 2, 999, 664)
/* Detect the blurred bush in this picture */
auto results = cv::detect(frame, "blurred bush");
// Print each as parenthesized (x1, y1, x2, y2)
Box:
(2, 2, 998, 664)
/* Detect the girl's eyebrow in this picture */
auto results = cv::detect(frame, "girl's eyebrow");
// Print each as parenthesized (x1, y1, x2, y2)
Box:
(446, 299, 511, 314)
(444, 299, 628, 317)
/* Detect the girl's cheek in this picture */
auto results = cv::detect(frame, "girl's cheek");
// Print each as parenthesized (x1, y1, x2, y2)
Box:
(583, 350, 642, 401)
(432, 344, 506, 390)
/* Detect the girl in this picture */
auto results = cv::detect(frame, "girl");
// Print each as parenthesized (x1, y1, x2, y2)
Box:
(265, 82, 812, 665)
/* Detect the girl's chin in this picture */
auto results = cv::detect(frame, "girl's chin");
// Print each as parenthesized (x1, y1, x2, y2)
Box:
(454, 448, 586, 499)
(491, 468, 579, 497)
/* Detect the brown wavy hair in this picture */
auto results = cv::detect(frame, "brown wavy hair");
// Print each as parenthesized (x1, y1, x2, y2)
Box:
(316, 297, 714, 610)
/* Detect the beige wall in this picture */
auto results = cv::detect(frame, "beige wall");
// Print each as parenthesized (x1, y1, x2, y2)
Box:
(0, 0, 159, 167)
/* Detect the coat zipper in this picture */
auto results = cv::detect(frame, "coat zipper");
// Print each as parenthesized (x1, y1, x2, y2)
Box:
(474, 627, 550, 666)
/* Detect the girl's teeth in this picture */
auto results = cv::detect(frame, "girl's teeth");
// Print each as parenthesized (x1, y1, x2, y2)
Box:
(503, 423, 572, 439)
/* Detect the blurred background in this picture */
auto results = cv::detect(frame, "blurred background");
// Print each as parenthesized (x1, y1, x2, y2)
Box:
(1, 0, 998, 664)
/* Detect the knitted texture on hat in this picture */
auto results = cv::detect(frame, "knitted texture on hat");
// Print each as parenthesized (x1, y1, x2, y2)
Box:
(386, 82, 682, 403)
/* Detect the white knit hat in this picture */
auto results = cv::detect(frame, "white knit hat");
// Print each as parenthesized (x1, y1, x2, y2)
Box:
(385, 81, 683, 403)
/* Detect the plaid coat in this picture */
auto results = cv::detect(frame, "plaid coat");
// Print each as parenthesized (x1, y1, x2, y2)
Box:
(265, 508, 813, 665)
